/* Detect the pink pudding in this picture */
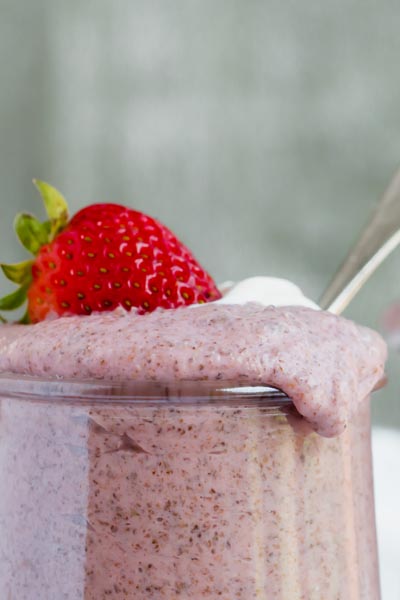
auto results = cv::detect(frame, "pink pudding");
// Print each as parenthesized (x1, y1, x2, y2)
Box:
(0, 300, 387, 599)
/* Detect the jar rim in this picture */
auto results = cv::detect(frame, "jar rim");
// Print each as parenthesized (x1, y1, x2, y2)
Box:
(0, 372, 291, 407)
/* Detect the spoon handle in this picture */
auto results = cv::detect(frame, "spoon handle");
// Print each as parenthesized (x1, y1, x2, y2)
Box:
(319, 166, 400, 314)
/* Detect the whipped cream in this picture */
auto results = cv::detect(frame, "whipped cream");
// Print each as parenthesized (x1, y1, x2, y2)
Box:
(216, 277, 319, 310)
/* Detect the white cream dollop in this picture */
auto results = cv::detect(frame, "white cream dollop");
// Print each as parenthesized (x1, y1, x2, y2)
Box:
(216, 277, 319, 310)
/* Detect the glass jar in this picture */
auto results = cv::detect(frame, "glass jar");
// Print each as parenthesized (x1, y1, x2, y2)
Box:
(0, 375, 380, 599)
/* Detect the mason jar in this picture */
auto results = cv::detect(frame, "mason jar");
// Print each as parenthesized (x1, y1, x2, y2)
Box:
(0, 375, 380, 599)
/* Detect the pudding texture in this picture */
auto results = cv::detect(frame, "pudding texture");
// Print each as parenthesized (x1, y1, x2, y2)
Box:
(0, 391, 380, 599)
(0, 301, 386, 599)
(0, 302, 386, 437)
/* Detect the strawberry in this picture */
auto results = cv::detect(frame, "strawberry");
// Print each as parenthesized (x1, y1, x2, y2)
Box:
(0, 181, 221, 323)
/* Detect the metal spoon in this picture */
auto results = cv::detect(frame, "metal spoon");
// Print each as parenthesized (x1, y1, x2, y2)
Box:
(319, 165, 400, 314)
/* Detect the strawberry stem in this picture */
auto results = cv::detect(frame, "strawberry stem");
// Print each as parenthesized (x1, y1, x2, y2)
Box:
(0, 284, 29, 311)
(1, 260, 33, 285)
(33, 179, 69, 240)
(18, 310, 30, 325)
(14, 214, 50, 255)
(0, 179, 71, 323)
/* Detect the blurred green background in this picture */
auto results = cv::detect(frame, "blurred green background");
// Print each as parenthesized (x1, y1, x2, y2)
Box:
(1, 0, 400, 427)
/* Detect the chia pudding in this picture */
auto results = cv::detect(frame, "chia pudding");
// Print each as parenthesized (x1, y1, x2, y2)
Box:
(0, 301, 387, 599)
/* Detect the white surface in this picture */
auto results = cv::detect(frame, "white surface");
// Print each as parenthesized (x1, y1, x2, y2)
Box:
(372, 427, 400, 600)
(217, 276, 319, 309)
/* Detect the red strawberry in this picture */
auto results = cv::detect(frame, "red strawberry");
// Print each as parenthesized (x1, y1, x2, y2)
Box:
(0, 181, 221, 323)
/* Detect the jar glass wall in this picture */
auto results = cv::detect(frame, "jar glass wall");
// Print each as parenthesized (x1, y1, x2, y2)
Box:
(0, 376, 380, 599)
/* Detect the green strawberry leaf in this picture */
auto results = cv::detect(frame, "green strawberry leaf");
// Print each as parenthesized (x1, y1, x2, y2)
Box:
(33, 179, 69, 239)
(14, 213, 50, 255)
(1, 260, 33, 285)
(18, 310, 30, 325)
(0, 284, 28, 311)
(0, 313, 6, 323)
